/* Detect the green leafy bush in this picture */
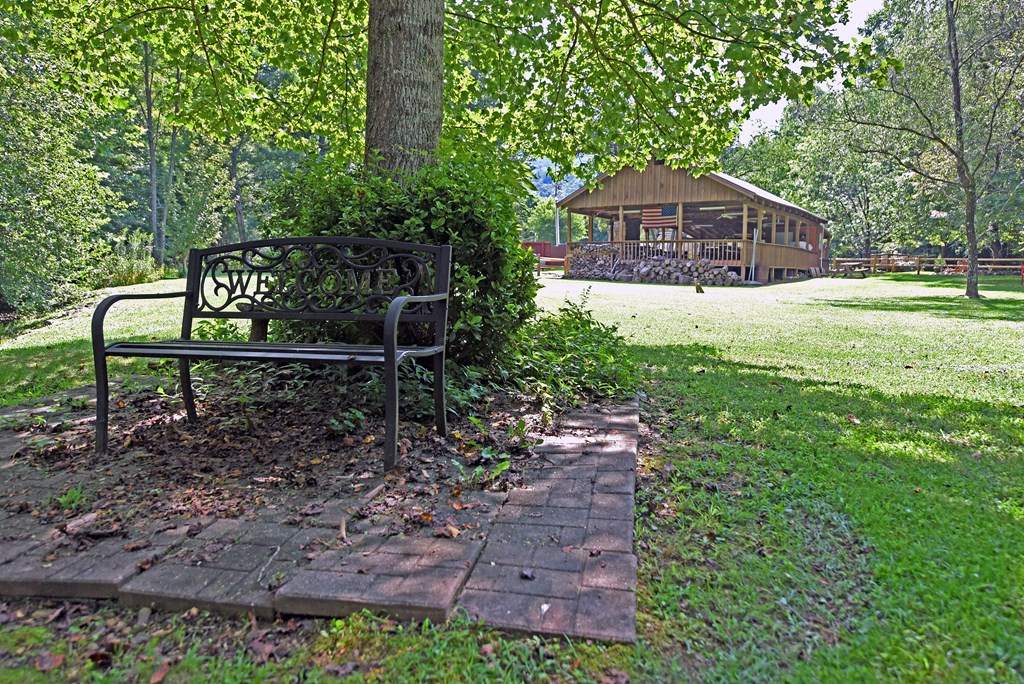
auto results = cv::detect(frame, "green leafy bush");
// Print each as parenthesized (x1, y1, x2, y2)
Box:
(262, 149, 539, 367)
(0, 32, 117, 314)
(104, 230, 162, 287)
(499, 290, 638, 413)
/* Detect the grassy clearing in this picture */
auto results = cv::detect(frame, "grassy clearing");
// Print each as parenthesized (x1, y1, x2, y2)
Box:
(0, 280, 189, 407)
(538, 273, 1024, 681)
(2, 273, 1022, 681)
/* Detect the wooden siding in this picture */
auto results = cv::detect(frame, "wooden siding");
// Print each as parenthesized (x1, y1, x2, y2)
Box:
(754, 242, 821, 270)
(562, 165, 744, 209)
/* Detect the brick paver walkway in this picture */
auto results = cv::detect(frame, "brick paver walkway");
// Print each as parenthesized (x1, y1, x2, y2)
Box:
(0, 393, 638, 643)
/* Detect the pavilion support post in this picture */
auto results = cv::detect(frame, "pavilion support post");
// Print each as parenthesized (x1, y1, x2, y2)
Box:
(587, 215, 594, 241)
(677, 202, 683, 249)
(618, 205, 624, 244)
(741, 204, 749, 279)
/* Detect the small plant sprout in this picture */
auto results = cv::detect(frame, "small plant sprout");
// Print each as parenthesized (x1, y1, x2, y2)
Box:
(55, 484, 88, 512)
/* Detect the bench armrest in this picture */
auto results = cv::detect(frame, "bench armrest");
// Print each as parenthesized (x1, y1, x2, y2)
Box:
(92, 291, 191, 352)
(383, 293, 449, 356)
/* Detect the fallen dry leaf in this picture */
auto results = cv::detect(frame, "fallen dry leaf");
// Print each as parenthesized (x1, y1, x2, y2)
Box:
(325, 662, 358, 677)
(598, 669, 631, 684)
(34, 652, 64, 672)
(248, 636, 277, 663)
(149, 660, 172, 683)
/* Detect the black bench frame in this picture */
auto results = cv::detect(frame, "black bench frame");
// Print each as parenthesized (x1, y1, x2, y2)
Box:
(92, 237, 451, 470)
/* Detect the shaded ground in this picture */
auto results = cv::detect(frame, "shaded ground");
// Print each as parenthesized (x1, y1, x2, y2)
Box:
(1, 369, 541, 554)
(0, 300, 15, 329)
(0, 371, 640, 678)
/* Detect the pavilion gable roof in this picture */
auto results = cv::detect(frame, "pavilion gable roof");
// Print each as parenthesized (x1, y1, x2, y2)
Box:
(557, 165, 827, 224)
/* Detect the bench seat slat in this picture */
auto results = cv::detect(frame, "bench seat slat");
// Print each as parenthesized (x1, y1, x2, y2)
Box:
(106, 340, 442, 364)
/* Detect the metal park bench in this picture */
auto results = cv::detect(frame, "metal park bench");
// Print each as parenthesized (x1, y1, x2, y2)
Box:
(92, 237, 452, 470)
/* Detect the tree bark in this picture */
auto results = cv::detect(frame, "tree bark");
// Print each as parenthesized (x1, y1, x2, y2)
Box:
(365, 0, 444, 176)
(229, 138, 247, 242)
(159, 125, 177, 249)
(143, 42, 162, 264)
(945, 0, 980, 298)
(987, 223, 1004, 259)
(158, 67, 181, 259)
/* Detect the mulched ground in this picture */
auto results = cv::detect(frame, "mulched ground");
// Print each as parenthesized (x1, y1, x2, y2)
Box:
(0, 596, 323, 676)
(3, 363, 549, 559)
(0, 365, 565, 676)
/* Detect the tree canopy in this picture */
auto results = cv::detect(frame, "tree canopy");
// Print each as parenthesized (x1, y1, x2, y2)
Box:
(15, 0, 870, 176)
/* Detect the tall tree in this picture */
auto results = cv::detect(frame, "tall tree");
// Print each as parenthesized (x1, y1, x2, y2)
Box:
(0, 25, 117, 312)
(365, 0, 444, 173)
(840, 0, 1024, 297)
(723, 98, 919, 258)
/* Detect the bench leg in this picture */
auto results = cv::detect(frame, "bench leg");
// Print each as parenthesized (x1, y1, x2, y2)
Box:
(433, 353, 447, 437)
(95, 354, 109, 454)
(383, 360, 399, 471)
(179, 359, 198, 421)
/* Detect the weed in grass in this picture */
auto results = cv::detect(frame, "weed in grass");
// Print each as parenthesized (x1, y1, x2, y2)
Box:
(193, 318, 248, 342)
(329, 408, 368, 436)
(53, 484, 88, 512)
(315, 611, 616, 683)
(0, 625, 52, 652)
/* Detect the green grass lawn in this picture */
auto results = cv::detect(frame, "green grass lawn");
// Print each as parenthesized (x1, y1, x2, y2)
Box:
(537, 273, 1024, 681)
(0, 280, 189, 407)
(1, 273, 1022, 681)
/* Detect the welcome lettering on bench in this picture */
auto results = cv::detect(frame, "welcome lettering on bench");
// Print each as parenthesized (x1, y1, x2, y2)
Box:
(215, 267, 402, 296)
(197, 244, 431, 315)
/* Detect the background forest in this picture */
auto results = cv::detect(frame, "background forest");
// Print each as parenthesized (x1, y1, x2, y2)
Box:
(1, 0, 1020, 315)
(722, 0, 1023, 264)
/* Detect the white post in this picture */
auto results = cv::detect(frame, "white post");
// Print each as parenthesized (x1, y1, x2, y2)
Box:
(553, 180, 561, 245)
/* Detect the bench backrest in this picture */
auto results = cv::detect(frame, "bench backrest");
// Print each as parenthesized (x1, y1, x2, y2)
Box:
(183, 237, 451, 335)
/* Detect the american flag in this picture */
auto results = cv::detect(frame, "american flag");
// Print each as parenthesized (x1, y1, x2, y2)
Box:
(641, 206, 678, 230)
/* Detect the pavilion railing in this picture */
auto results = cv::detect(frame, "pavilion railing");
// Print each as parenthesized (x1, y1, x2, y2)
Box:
(616, 240, 744, 264)
(582, 240, 820, 271)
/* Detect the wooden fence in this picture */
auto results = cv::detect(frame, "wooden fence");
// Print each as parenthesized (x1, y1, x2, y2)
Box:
(832, 255, 1024, 276)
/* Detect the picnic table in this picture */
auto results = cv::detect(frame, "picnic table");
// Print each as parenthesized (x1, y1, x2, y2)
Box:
(536, 256, 565, 276)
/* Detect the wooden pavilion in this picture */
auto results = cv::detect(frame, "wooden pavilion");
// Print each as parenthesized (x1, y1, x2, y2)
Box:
(556, 162, 829, 282)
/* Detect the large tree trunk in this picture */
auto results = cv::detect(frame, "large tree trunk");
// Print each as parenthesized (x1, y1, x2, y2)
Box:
(945, 0, 980, 298)
(365, 0, 444, 176)
(963, 186, 980, 296)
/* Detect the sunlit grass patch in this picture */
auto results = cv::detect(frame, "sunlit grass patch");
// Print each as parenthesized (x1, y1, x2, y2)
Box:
(540, 274, 1024, 680)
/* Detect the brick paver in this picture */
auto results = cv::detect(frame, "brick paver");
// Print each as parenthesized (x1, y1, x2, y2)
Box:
(0, 393, 639, 643)
(455, 399, 639, 642)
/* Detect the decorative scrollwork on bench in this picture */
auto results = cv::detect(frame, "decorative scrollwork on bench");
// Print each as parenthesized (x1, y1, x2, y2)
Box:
(197, 243, 436, 316)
